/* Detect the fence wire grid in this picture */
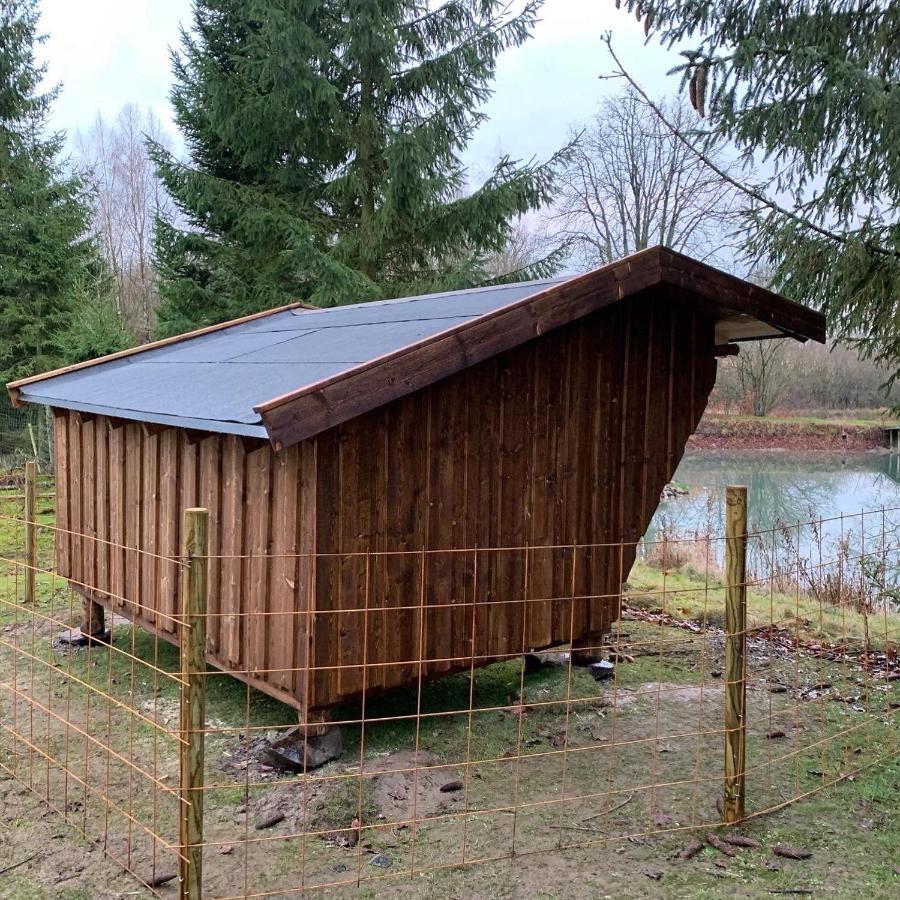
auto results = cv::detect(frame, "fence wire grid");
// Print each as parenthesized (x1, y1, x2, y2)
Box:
(0, 475, 897, 899)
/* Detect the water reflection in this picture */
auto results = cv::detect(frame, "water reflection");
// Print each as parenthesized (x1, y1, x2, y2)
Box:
(643, 452, 900, 606)
(648, 452, 900, 537)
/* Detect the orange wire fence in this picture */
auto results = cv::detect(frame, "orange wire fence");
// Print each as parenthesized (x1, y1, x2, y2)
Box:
(0, 477, 897, 898)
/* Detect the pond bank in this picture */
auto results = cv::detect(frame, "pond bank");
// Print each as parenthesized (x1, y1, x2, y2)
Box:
(688, 413, 891, 452)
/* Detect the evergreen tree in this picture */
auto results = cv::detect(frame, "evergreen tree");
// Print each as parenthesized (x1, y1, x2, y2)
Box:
(0, 0, 97, 382)
(152, 0, 567, 335)
(615, 2, 900, 379)
(57, 273, 131, 364)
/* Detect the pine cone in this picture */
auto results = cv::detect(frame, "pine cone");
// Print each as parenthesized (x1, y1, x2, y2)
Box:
(695, 63, 708, 117)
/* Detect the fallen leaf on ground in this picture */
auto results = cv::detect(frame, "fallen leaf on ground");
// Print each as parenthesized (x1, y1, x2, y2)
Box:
(705, 834, 736, 857)
(722, 834, 762, 848)
(254, 811, 285, 830)
(677, 838, 704, 860)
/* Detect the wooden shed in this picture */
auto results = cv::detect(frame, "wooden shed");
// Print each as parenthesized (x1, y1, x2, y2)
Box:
(8, 247, 825, 721)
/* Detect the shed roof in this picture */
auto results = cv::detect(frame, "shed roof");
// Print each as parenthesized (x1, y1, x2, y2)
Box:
(9, 246, 825, 449)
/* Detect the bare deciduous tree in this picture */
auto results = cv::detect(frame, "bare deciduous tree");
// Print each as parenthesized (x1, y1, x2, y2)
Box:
(551, 88, 744, 268)
(714, 340, 897, 415)
(482, 216, 556, 280)
(75, 105, 174, 341)
(734, 340, 790, 417)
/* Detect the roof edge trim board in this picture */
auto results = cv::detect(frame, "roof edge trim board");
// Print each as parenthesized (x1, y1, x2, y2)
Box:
(656, 247, 826, 344)
(257, 246, 825, 451)
(257, 249, 666, 449)
(6, 301, 307, 408)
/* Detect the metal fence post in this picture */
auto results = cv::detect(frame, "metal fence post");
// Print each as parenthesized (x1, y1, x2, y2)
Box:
(180, 508, 209, 900)
(724, 485, 748, 823)
(24, 460, 36, 604)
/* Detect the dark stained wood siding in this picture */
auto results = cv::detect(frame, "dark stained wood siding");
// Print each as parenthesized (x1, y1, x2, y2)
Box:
(52, 417, 314, 711)
(307, 292, 717, 708)
(53, 289, 717, 717)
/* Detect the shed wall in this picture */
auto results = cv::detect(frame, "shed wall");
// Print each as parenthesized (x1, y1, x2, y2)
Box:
(53, 414, 314, 709)
(52, 289, 717, 716)
(306, 291, 717, 708)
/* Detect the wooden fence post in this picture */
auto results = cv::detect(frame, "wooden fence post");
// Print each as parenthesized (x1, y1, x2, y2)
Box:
(180, 508, 209, 900)
(724, 485, 748, 824)
(25, 461, 36, 604)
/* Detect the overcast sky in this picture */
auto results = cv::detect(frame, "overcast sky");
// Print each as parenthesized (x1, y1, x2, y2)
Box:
(38, 0, 682, 168)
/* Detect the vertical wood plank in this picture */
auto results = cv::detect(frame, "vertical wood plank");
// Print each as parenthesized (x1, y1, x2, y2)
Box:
(81, 418, 96, 591)
(108, 424, 126, 605)
(68, 415, 83, 589)
(464, 359, 499, 664)
(124, 424, 142, 616)
(245, 447, 271, 678)
(495, 346, 532, 660)
(141, 430, 160, 628)
(220, 436, 245, 666)
(382, 396, 427, 691)
(336, 417, 363, 699)
(269, 446, 299, 693)
(53, 413, 70, 576)
(527, 340, 553, 649)
(312, 430, 340, 707)
(425, 378, 468, 676)
(95, 418, 110, 597)
(296, 439, 316, 712)
(158, 430, 180, 633)
(198, 437, 222, 655)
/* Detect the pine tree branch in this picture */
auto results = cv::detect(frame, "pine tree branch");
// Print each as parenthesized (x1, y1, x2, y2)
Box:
(601, 34, 900, 262)
(478, 239, 572, 286)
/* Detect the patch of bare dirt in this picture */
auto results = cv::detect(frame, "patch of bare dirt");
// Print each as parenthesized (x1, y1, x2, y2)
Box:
(0, 776, 155, 899)
(241, 750, 465, 836)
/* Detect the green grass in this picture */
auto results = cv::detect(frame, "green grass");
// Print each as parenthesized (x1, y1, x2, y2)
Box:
(626, 560, 900, 647)
(702, 411, 895, 428)
(1, 483, 898, 898)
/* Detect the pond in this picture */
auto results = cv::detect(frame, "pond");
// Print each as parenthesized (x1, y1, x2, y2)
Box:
(650, 451, 900, 537)
(644, 451, 900, 602)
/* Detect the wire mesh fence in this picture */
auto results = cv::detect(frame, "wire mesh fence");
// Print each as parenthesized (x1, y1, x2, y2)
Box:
(0, 404, 53, 471)
(0, 476, 897, 898)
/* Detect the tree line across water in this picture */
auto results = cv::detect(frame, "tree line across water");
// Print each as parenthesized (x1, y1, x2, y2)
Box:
(1, 1, 897, 416)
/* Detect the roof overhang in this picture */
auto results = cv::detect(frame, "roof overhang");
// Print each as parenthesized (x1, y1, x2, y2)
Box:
(256, 246, 825, 450)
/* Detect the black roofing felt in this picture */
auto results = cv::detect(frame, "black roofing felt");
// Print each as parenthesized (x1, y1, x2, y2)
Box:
(16, 277, 568, 436)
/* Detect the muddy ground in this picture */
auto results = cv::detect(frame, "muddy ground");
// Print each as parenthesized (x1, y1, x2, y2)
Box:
(688, 414, 887, 452)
